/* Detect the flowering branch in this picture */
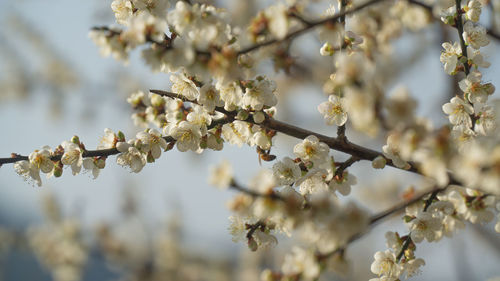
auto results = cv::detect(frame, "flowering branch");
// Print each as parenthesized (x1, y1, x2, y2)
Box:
(146, 90, 466, 187)
(237, 0, 386, 55)
(318, 185, 443, 261)
(408, 0, 500, 41)
(454, 0, 471, 75)
(229, 179, 283, 201)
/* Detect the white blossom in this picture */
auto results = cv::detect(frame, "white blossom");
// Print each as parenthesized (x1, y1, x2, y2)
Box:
(382, 134, 410, 170)
(221, 121, 252, 147)
(168, 121, 202, 152)
(241, 77, 278, 111)
(282, 247, 320, 281)
(111, 0, 133, 25)
(440, 42, 461, 75)
(465, 0, 482, 22)
(463, 21, 490, 49)
(467, 47, 490, 69)
(61, 141, 83, 175)
(442, 97, 474, 128)
(216, 80, 243, 111)
(265, 4, 289, 40)
(317, 95, 348, 126)
(370, 250, 402, 278)
(14, 160, 42, 187)
(272, 157, 301, 186)
(198, 84, 223, 112)
(116, 146, 147, 173)
(29, 146, 54, 174)
(293, 135, 330, 166)
(209, 160, 233, 189)
(459, 71, 495, 104)
(170, 73, 199, 101)
(136, 129, 168, 159)
(407, 211, 443, 243)
(82, 158, 105, 179)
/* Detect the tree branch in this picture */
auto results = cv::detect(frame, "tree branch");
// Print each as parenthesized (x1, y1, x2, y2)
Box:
(237, 0, 387, 55)
(408, 0, 500, 41)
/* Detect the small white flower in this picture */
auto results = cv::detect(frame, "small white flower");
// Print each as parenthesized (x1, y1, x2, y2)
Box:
(459, 71, 495, 104)
(121, 13, 167, 46)
(370, 250, 402, 278)
(111, 0, 133, 25)
(265, 4, 288, 39)
(385, 231, 402, 252)
(136, 129, 168, 159)
(282, 247, 320, 281)
(61, 141, 83, 175)
(317, 95, 348, 126)
(294, 135, 330, 166)
(329, 171, 357, 196)
(463, 21, 490, 49)
(82, 158, 105, 179)
(250, 130, 271, 150)
(465, 0, 482, 22)
(216, 80, 243, 111)
(116, 146, 146, 173)
(442, 97, 474, 128)
(14, 160, 42, 187)
(198, 84, 224, 112)
(241, 77, 278, 111)
(98, 128, 118, 150)
(170, 73, 199, 101)
(384, 86, 418, 128)
(272, 157, 301, 186)
(209, 160, 233, 189)
(298, 168, 328, 195)
(89, 29, 129, 63)
(221, 121, 252, 147)
(407, 211, 443, 243)
(440, 42, 461, 74)
(467, 47, 491, 69)
(404, 258, 425, 278)
(382, 134, 410, 169)
(475, 105, 496, 135)
(29, 146, 53, 174)
(168, 121, 202, 152)
(228, 216, 246, 242)
(186, 105, 212, 135)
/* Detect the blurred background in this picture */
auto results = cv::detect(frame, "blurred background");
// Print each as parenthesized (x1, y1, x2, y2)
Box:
(0, 0, 499, 280)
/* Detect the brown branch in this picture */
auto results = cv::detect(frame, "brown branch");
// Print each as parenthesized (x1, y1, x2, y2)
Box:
(334, 156, 360, 178)
(317, 185, 443, 260)
(237, 0, 387, 55)
(408, 0, 500, 41)
(0, 116, 234, 165)
(229, 179, 283, 201)
(369, 186, 443, 224)
(2, 89, 462, 189)
(149, 90, 466, 186)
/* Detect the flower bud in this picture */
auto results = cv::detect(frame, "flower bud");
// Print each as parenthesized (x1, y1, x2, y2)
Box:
(372, 156, 386, 169)
(253, 111, 266, 123)
(236, 110, 249, 121)
(116, 142, 131, 152)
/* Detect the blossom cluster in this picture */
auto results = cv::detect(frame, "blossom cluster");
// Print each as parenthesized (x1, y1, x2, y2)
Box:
(211, 135, 368, 280)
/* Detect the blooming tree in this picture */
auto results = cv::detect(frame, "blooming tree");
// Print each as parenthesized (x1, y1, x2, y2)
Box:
(1, 0, 500, 280)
